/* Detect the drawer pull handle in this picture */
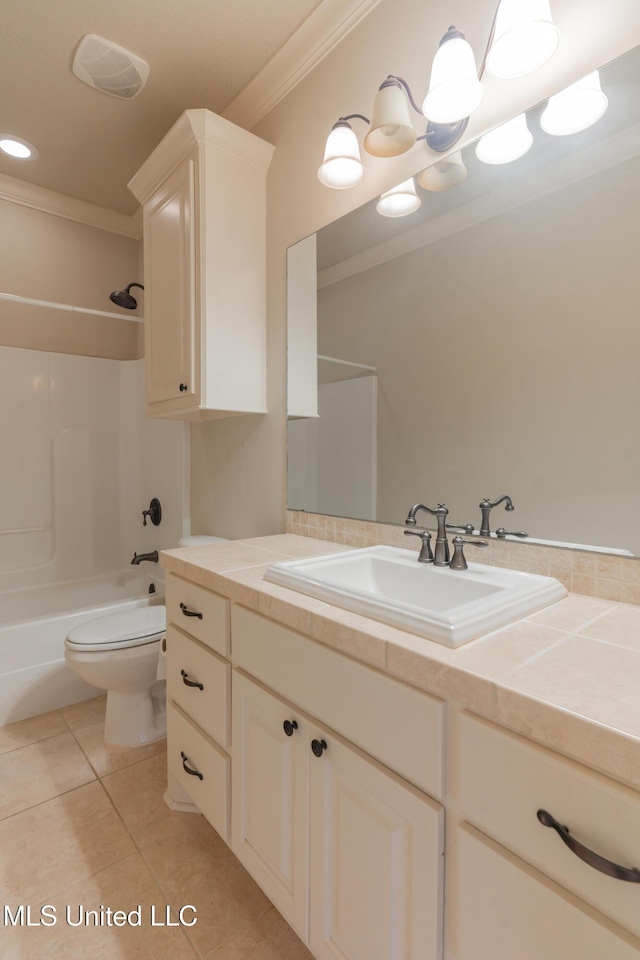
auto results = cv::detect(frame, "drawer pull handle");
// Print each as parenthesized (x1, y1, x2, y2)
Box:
(181, 669, 204, 691)
(537, 809, 640, 883)
(283, 719, 298, 737)
(180, 602, 203, 620)
(311, 738, 327, 758)
(180, 751, 203, 780)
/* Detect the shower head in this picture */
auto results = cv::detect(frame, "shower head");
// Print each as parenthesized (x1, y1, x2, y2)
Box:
(109, 282, 144, 310)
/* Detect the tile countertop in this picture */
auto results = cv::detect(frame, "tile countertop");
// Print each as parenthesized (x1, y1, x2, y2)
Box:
(161, 535, 640, 794)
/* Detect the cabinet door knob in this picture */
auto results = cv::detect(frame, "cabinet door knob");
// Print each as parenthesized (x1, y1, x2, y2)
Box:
(179, 383, 188, 392)
(181, 669, 204, 691)
(180, 751, 203, 780)
(311, 738, 327, 757)
(283, 719, 298, 737)
(180, 602, 203, 620)
(537, 809, 640, 882)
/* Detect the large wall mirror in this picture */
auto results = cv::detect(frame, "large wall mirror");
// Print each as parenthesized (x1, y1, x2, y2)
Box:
(287, 45, 640, 558)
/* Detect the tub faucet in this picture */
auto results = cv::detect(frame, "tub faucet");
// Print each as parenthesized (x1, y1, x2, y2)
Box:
(131, 551, 159, 565)
(405, 502, 450, 566)
(479, 495, 514, 537)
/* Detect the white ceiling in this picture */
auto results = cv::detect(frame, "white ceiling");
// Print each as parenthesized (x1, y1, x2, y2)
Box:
(0, 0, 322, 213)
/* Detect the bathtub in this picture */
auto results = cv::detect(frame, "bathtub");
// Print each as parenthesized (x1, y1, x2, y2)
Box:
(0, 570, 164, 726)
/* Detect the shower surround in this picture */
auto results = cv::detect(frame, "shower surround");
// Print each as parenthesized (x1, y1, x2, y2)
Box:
(0, 346, 188, 723)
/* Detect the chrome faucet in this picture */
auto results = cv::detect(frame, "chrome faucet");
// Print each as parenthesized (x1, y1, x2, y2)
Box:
(479, 495, 514, 537)
(405, 502, 450, 566)
(131, 550, 159, 565)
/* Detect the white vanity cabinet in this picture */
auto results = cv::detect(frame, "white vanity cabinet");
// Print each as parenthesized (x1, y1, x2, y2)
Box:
(456, 712, 640, 955)
(128, 109, 274, 421)
(165, 574, 232, 839)
(232, 672, 310, 938)
(163, 559, 640, 959)
(232, 670, 445, 960)
(456, 826, 640, 960)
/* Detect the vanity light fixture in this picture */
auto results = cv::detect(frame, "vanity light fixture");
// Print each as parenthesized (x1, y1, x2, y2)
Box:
(317, 0, 561, 188)
(376, 178, 421, 217)
(476, 113, 533, 164)
(0, 135, 39, 160)
(317, 117, 367, 188)
(422, 26, 484, 125)
(485, 0, 560, 80)
(417, 151, 467, 191)
(364, 78, 418, 157)
(540, 71, 608, 136)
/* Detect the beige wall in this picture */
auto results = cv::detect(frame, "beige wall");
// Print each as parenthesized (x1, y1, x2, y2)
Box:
(190, 0, 640, 540)
(0, 199, 141, 360)
(317, 156, 640, 552)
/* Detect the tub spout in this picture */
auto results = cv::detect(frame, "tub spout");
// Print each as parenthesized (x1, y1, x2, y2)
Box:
(131, 551, 159, 565)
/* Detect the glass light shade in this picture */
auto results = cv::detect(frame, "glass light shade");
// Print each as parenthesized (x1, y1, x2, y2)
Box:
(486, 0, 559, 79)
(364, 84, 417, 158)
(0, 135, 38, 159)
(376, 178, 421, 218)
(475, 114, 533, 165)
(317, 124, 365, 189)
(418, 151, 467, 191)
(422, 36, 484, 124)
(540, 72, 608, 136)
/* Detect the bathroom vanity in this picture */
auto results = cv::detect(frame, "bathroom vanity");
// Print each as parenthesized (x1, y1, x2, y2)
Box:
(161, 535, 640, 960)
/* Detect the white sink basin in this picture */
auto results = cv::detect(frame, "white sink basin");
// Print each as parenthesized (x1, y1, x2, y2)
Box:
(265, 546, 567, 647)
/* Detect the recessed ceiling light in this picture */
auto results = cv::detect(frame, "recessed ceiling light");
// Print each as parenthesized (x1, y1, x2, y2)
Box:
(0, 136, 39, 160)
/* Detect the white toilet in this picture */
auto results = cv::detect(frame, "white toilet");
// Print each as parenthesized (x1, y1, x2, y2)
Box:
(64, 535, 228, 746)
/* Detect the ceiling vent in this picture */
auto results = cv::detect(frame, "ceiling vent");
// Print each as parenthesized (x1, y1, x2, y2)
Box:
(72, 34, 150, 100)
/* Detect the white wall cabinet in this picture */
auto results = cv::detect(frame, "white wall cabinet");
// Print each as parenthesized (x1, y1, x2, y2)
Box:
(129, 109, 274, 421)
(231, 671, 444, 960)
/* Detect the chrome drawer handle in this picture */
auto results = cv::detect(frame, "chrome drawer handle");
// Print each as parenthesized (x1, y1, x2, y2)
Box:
(537, 809, 640, 883)
(180, 602, 203, 619)
(180, 751, 203, 780)
(181, 669, 203, 691)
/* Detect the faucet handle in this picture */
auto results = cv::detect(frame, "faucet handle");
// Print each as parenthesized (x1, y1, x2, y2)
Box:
(495, 527, 529, 540)
(446, 522, 475, 536)
(404, 529, 434, 563)
(450, 536, 488, 571)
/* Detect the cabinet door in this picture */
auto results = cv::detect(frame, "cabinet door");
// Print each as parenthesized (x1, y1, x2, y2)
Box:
(144, 156, 196, 406)
(309, 729, 444, 960)
(231, 672, 309, 939)
(457, 826, 640, 960)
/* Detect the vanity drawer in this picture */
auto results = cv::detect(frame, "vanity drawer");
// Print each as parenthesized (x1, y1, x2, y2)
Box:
(166, 573, 230, 656)
(166, 625, 230, 747)
(167, 701, 230, 841)
(458, 713, 640, 938)
(457, 825, 640, 960)
(232, 605, 445, 798)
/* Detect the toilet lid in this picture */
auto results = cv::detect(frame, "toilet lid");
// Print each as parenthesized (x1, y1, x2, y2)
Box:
(65, 605, 166, 651)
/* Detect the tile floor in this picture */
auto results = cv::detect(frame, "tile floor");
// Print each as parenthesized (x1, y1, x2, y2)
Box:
(0, 696, 313, 960)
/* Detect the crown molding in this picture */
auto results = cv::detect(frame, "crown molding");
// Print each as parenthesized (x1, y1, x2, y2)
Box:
(0, 173, 141, 239)
(317, 123, 640, 289)
(221, 0, 384, 130)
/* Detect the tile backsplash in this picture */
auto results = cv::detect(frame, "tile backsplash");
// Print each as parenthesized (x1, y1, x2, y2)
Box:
(286, 510, 640, 605)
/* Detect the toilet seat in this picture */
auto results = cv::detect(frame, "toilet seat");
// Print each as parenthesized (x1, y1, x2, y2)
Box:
(65, 605, 166, 653)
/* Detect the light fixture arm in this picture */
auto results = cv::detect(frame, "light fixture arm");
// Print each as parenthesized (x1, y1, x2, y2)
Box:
(379, 76, 424, 116)
(333, 114, 370, 128)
